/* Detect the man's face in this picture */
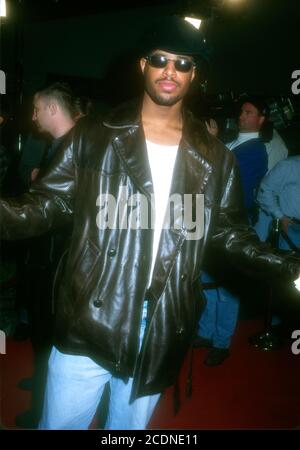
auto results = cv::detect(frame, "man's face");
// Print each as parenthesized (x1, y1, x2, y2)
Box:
(32, 94, 53, 133)
(238, 102, 265, 132)
(140, 50, 196, 107)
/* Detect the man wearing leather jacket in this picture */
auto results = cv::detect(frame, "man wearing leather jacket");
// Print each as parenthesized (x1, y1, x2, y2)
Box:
(15, 82, 77, 428)
(1, 16, 300, 430)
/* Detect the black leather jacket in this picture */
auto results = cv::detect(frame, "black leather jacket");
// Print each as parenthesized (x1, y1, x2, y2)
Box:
(1, 100, 299, 400)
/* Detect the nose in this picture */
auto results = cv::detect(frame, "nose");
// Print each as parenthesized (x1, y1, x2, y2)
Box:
(32, 111, 36, 121)
(162, 60, 177, 78)
(239, 110, 246, 120)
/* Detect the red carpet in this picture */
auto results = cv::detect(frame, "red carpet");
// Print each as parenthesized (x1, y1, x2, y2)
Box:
(1, 320, 300, 429)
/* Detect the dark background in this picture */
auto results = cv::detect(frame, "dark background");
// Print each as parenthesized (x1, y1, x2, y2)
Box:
(0, 0, 299, 138)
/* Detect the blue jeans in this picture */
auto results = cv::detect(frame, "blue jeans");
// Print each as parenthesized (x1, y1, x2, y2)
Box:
(38, 301, 161, 430)
(198, 272, 239, 349)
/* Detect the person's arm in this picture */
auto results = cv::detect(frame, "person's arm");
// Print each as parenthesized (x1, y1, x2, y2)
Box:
(18, 134, 48, 188)
(0, 135, 76, 240)
(256, 161, 286, 220)
(210, 151, 300, 282)
(257, 161, 296, 233)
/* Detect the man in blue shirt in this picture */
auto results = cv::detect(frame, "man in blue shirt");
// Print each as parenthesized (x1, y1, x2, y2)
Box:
(196, 98, 269, 365)
(227, 99, 268, 219)
(256, 153, 300, 251)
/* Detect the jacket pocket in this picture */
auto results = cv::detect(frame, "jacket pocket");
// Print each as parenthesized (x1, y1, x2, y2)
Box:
(71, 239, 100, 303)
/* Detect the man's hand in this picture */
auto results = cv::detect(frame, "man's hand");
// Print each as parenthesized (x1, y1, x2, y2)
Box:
(280, 217, 300, 291)
(31, 168, 40, 182)
(205, 119, 219, 137)
(280, 216, 294, 234)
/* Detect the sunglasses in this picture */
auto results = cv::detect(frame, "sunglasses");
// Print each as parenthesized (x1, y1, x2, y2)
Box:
(145, 54, 196, 73)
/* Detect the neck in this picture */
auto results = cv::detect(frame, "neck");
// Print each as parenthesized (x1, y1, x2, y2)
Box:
(239, 129, 259, 134)
(51, 119, 75, 139)
(141, 92, 183, 129)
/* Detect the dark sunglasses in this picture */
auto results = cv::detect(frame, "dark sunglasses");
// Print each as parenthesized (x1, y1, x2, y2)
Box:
(145, 54, 196, 73)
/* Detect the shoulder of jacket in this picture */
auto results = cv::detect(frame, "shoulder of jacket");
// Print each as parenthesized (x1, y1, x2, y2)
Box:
(70, 116, 107, 166)
(183, 111, 227, 160)
(102, 98, 141, 129)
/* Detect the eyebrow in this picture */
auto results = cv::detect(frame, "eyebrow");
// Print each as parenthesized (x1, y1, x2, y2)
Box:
(242, 108, 256, 113)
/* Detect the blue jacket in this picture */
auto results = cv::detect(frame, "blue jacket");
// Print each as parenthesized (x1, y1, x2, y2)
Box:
(232, 138, 268, 213)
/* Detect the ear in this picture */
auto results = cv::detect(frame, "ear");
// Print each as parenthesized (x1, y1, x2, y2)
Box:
(48, 102, 58, 116)
(190, 66, 196, 83)
(140, 58, 146, 74)
(259, 115, 265, 127)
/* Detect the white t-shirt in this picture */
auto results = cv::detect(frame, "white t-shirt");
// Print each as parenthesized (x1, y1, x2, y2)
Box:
(227, 132, 259, 151)
(146, 140, 178, 284)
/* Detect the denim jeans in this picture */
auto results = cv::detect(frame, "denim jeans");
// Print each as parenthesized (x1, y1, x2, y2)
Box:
(198, 272, 240, 349)
(38, 301, 161, 430)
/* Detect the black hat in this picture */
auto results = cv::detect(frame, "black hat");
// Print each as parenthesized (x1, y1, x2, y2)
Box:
(139, 15, 208, 65)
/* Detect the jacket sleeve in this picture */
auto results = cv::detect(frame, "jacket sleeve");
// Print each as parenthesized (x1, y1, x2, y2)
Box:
(256, 161, 287, 219)
(210, 153, 300, 282)
(0, 137, 75, 240)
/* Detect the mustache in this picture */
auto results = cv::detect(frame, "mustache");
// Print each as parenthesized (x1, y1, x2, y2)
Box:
(155, 77, 180, 86)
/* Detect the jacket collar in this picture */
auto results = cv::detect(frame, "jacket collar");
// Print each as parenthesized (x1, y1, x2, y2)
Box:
(104, 98, 154, 199)
(103, 98, 142, 130)
(103, 98, 213, 158)
(102, 97, 214, 221)
(102, 98, 214, 185)
(102, 97, 214, 208)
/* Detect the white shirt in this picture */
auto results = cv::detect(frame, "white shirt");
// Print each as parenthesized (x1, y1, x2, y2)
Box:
(265, 129, 288, 171)
(146, 140, 178, 284)
(227, 132, 259, 151)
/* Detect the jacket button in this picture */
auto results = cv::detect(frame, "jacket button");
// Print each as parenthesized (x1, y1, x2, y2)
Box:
(93, 299, 103, 308)
(115, 362, 121, 372)
(176, 326, 184, 335)
(108, 248, 116, 257)
(181, 274, 187, 281)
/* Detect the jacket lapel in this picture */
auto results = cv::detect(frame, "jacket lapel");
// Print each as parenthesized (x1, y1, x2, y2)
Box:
(103, 99, 154, 200)
(113, 127, 154, 200)
(150, 112, 213, 300)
